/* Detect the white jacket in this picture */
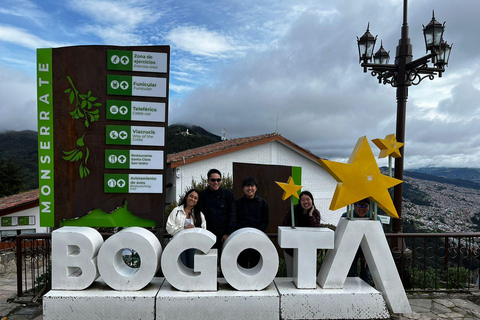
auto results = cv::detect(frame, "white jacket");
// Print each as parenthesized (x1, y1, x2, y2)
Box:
(166, 205, 207, 236)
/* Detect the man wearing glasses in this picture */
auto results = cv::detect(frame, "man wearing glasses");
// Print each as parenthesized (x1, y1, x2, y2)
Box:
(199, 169, 236, 250)
(342, 199, 375, 284)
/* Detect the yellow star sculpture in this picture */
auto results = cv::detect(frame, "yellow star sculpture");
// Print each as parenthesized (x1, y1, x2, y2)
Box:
(275, 176, 302, 201)
(372, 133, 404, 158)
(318, 136, 402, 218)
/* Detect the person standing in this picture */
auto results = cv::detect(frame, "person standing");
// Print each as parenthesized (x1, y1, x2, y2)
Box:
(235, 176, 269, 268)
(282, 191, 321, 276)
(199, 169, 236, 250)
(341, 198, 376, 285)
(166, 189, 206, 268)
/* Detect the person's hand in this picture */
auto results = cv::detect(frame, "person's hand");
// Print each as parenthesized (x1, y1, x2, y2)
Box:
(184, 224, 195, 229)
(222, 234, 228, 242)
(308, 206, 315, 217)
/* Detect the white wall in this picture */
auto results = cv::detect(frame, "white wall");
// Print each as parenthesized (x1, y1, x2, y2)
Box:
(166, 141, 345, 226)
(0, 206, 47, 238)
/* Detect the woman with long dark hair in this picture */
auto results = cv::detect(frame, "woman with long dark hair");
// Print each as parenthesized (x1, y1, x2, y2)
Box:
(166, 189, 206, 268)
(282, 190, 321, 276)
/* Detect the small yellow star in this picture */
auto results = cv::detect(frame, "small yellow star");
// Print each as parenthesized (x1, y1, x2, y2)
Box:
(372, 133, 404, 158)
(275, 176, 303, 201)
(318, 136, 402, 218)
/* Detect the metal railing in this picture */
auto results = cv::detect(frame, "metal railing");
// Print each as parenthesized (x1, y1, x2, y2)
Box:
(386, 232, 480, 292)
(15, 233, 51, 297)
(13, 231, 480, 296)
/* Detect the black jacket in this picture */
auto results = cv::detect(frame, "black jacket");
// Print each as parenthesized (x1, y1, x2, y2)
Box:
(235, 195, 269, 232)
(199, 187, 236, 237)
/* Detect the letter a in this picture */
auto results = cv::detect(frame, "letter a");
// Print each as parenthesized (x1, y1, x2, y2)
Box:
(317, 219, 411, 313)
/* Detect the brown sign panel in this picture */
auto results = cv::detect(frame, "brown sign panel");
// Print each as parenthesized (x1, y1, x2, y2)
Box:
(43, 45, 169, 228)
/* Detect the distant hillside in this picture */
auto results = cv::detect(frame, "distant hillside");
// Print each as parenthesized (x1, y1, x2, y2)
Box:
(408, 167, 480, 184)
(404, 170, 480, 190)
(0, 130, 38, 190)
(166, 124, 221, 154)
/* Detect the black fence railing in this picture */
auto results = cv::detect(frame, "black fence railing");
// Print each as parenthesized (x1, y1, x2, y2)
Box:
(13, 231, 480, 296)
(386, 232, 480, 292)
(15, 233, 51, 297)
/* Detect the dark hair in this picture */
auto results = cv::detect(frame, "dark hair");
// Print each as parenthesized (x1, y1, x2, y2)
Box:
(356, 198, 370, 205)
(207, 169, 222, 179)
(242, 176, 258, 188)
(294, 191, 315, 215)
(180, 189, 203, 227)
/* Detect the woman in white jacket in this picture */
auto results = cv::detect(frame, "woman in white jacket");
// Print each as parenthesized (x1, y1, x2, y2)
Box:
(166, 189, 206, 268)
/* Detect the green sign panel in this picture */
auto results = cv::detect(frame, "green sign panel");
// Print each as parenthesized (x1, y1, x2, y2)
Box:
(104, 174, 163, 194)
(106, 125, 165, 146)
(1, 217, 12, 226)
(106, 100, 165, 122)
(107, 50, 167, 73)
(37, 48, 54, 227)
(107, 75, 166, 97)
(105, 150, 164, 169)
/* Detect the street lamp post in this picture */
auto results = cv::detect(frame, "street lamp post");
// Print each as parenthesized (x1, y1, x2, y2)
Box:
(357, 0, 451, 234)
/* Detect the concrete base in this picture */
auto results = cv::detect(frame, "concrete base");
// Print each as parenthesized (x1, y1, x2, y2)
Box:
(276, 277, 390, 319)
(43, 278, 163, 320)
(156, 278, 279, 320)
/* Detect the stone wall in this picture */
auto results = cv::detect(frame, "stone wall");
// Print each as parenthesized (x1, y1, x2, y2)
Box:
(0, 251, 16, 274)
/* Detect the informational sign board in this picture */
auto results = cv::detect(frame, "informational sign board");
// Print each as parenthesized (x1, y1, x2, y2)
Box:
(37, 45, 169, 227)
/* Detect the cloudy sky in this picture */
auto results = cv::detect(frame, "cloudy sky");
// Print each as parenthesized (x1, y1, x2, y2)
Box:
(0, 0, 478, 168)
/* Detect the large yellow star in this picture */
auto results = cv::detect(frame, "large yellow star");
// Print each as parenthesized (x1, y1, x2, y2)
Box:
(372, 133, 404, 158)
(275, 176, 303, 201)
(318, 136, 402, 218)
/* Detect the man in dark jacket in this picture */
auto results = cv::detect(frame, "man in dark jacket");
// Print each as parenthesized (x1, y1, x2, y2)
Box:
(199, 169, 236, 251)
(235, 176, 269, 268)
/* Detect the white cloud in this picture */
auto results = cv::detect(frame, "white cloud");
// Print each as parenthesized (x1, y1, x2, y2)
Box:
(166, 26, 238, 57)
(67, 0, 164, 44)
(170, 84, 194, 94)
(0, 0, 47, 26)
(0, 63, 36, 131)
(0, 25, 66, 49)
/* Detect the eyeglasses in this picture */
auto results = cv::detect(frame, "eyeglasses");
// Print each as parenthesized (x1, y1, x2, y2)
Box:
(209, 178, 222, 183)
(355, 203, 369, 208)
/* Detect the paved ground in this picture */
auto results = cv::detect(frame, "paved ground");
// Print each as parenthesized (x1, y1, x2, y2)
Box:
(2, 271, 480, 319)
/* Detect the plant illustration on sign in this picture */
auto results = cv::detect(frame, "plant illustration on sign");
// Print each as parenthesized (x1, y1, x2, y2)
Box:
(62, 133, 91, 179)
(64, 76, 101, 128)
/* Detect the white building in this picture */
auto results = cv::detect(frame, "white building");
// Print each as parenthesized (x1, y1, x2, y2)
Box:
(0, 190, 47, 240)
(166, 133, 344, 226)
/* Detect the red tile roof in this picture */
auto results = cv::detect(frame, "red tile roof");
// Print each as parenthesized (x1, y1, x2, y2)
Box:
(0, 189, 39, 216)
(167, 132, 320, 168)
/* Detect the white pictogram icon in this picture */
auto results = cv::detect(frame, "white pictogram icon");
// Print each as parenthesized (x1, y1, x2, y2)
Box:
(110, 105, 119, 114)
(119, 131, 128, 140)
(117, 179, 126, 188)
(119, 106, 128, 115)
(110, 80, 120, 89)
(110, 130, 119, 139)
(121, 56, 129, 65)
(108, 155, 118, 163)
(118, 155, 127, 164)
(111, 55, 120, 64)
(120, 81, 129, 90)
(108, 179, 117, 188)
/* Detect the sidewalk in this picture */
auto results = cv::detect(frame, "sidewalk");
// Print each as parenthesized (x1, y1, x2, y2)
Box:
(2, 270, 480, 320)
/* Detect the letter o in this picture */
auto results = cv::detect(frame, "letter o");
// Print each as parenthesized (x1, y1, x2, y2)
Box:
(41, 185, 51, 196)
(221, 228, 278, 290)
(97, 227, 162, 290)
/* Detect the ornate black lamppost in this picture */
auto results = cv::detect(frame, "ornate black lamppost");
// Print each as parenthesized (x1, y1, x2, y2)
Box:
(357, 0, 451, 234)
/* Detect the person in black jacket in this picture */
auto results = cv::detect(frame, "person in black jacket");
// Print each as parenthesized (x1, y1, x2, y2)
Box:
(199, 169, 236, 251)
(235, 176, 269, 268)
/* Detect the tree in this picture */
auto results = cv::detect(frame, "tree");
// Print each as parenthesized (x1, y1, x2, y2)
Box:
(0, 159, 25, 197)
